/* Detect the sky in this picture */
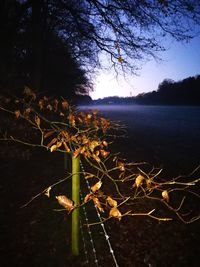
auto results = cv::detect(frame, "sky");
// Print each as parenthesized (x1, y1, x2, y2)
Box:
(90, 35, 200, 100)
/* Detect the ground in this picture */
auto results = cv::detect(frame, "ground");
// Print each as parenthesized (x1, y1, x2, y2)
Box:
(0, 142, 200, 267)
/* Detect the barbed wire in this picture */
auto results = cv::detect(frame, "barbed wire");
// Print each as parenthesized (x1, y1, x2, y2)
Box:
(80, 161, 119, 267)
(80, 189, 99, 267)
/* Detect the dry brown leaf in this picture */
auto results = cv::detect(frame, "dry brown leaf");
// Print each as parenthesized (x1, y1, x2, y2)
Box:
(47, 138, 57, 148)
(56, 195, 74, 212)
(100, 150, 110, 158)
(73, 147, 82, 158)
(109, 207, 122, 221)
(47, 104, 53, 111)
(62, 100, 69, 110)
(63, 141, 70, 152)
(107, 196, 118, 207)
(85, 173, 94, 179)
(14, 110, 20, 119)
(89, 140, 100, 152)
(35, 115, 40, 127)
(50, 144, 58, 152)
(44, 130, 55, 139)
(102, 140, 108, 147)
(68, 113, 75, 126)
(84, 193, 93, 202)
(134, 175, 144, 188)
(93, 197, 104, 213)
(162, 190, 169, 202)
(118, 162, 125, 171)
(45, 186, 51, 198)
(91, 181, 102, 193)
(92, 154, 101, 162)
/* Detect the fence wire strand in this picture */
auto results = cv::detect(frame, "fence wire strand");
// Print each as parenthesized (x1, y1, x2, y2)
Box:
(80, 161, 119, 267)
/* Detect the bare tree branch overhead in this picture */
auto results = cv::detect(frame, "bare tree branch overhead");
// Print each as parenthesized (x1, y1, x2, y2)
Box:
(0, 1, 200, 96)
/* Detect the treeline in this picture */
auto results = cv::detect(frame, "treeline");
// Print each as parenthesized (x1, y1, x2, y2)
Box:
(93, 75, 200, 106)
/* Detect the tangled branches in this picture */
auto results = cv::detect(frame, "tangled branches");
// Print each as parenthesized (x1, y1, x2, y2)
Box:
(0, 88, 200, 224)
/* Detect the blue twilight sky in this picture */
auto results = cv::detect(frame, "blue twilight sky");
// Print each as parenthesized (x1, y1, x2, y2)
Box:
(90, 35, 200, 100)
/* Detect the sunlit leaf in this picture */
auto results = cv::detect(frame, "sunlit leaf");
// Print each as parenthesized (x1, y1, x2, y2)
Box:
(93, 197, 104, 213)
(47, 104, 53, 111)
(50, 144, 58, 152)
(100, 149, 110, 158)
(118, 162, 125, 171)
(87, 113, 92, 119)
(84, 193, 93, 202)
(62, 100, 69, 110)
(73, 147, 81, 158)
(47, 138, 57, 148)
(56, 141, 62, 148)
(45, 186, 51, 198)
(56, 195, 74, 212)
(89, 140, 100, 152)
(109, 207, 122, 221)
(85, 173, 94, 179)
(107, 196, 118, 207)
(35, 115, 40, 127)
(44, 130, 55, 139)
(14, 110, 20, 119)
(63, 141, 70, 152)
(68, 113, 75, 126)
(162, 190, 169, 202)
(91, 181, 102, 193)
(102, 140, 108, 147)
(92, 154, 101, 162)
(134, 175, 144, 188)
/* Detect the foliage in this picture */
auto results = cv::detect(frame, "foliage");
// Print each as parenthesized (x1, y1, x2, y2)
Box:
(0, 88, 200, 225)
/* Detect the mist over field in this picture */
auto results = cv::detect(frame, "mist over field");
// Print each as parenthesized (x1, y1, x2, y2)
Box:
(79, 105, 200, 175)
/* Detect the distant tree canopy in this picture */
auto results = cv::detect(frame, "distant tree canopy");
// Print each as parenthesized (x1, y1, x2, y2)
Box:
(93, 75, 200, 105)
(0, 0, 200, 98)
(135, 75, 200, 105)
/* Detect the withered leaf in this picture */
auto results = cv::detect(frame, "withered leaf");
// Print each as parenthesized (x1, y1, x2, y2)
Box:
(162, 190, 169, 202)
(100, 149, 110, 158)
(109, 207, 122, 221)
(62, 100, 69, 110)
(14, 110, 20, 119)
(47, 138, 57, 148)
(85, 173, 94, 179)
(44, 130, 55, 139)
(35, 115, 40, 127)
(91, 181, 102, 193)
(134, 175, 144, 188)
(107, 196, 118, 207)
(93, 197, 104, 213)
(84, 193, 93, 202)
(45, 186, 52, 198)
(56, 195, 74, 212)
(50, 144, 58, 152)
(63, 141, 70, 152)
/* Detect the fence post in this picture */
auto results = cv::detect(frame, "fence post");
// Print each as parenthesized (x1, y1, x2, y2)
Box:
(71, 155, 80, 255)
